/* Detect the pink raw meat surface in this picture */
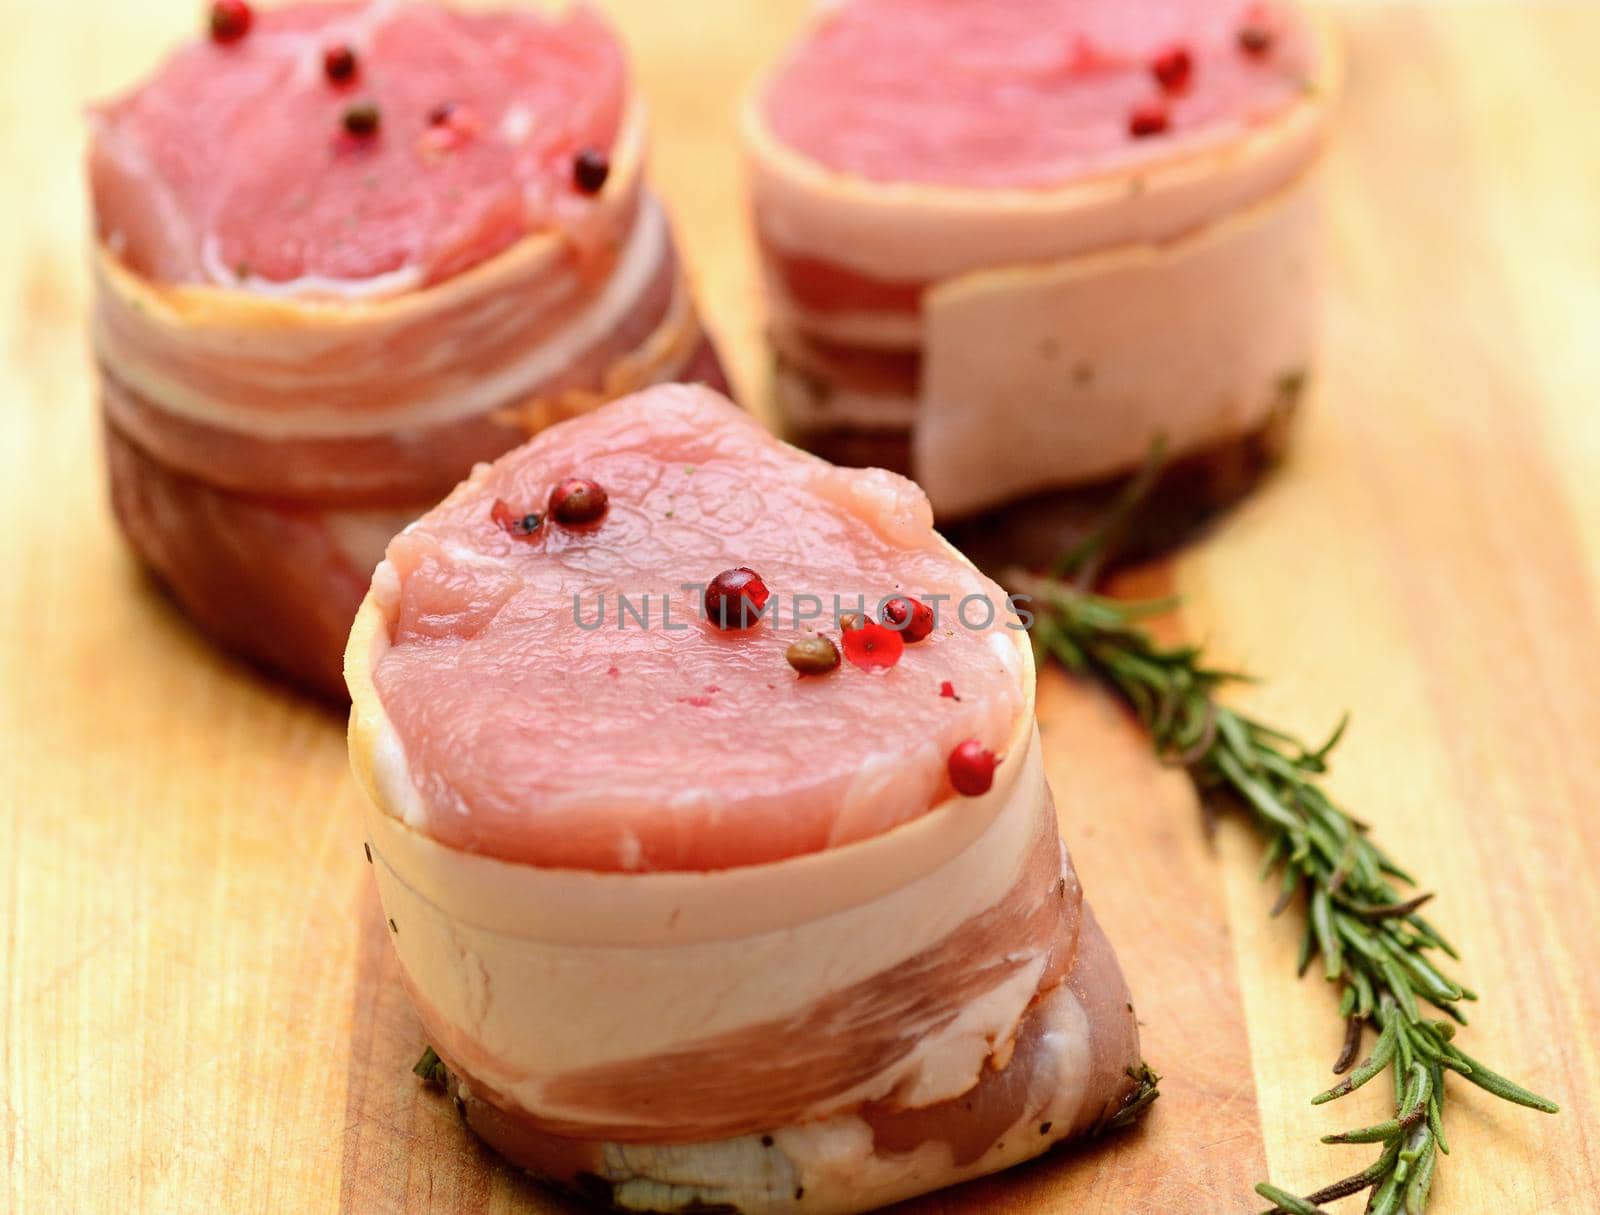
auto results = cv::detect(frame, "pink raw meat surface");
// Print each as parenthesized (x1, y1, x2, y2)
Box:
(90, 1, 625, 287)
(372, 385, 1025, 872)
(763, 0, 1318, 189)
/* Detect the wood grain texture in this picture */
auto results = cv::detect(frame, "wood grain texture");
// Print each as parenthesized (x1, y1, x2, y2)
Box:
(2, 2, 1596, 1213)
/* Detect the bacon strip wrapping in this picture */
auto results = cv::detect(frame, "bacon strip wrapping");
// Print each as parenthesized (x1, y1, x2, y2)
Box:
(89, 2, 726, 697)
(344, 385, 1147, 1213)
(743, 0, 1338, 554)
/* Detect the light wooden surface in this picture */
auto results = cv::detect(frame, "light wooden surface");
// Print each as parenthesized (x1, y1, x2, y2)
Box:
(3, 2, 1598, 1212)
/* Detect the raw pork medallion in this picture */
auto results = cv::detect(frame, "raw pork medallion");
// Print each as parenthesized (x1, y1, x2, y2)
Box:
(345, 385, 1150, 1212)
(745, 0, 1337, 563)
(90, 1, 723, 698)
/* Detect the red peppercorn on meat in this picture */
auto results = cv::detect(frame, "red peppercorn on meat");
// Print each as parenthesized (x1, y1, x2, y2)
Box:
(344, 384, 1147, 1211)
(89, 0, 725, 698)
(745, 0, 1336, 540)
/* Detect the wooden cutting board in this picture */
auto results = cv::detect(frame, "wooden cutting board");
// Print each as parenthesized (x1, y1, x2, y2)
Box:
(3, 2, 1597, 1212)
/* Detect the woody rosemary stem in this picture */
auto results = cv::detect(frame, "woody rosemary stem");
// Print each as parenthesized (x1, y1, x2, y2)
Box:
(1009, 568, 1557, 1215)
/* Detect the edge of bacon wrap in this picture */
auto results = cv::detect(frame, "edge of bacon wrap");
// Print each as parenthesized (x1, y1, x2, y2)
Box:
(742, 7, 1341, 520)
(344, 574, 1143, 1212)
(95, 101, 711, 504)
(95, 98, 726, 697)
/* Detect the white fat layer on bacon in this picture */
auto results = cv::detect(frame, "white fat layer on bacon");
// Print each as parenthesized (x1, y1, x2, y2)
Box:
(916, 166, 1320, 515)
(764, 170, 1320, 513)
(586, 980, 1094, 1215)
(887, 955, 1045, 1108)
(96, 193, 673, 440)
(362, 724, 1047, 1108)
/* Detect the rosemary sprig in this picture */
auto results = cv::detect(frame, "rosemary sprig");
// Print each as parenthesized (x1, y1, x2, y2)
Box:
(413, 1044, 449, 1090)
(1012, 569, 1557, 1214)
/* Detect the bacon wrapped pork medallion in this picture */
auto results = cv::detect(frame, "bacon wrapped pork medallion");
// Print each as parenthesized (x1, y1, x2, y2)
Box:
(745, 0, 1336, 561)
(90, 1, 722, 697)
(345, 384, 1149, 1212)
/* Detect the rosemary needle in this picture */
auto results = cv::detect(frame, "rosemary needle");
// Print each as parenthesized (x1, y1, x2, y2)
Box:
(1010, 568, 1558, 1213)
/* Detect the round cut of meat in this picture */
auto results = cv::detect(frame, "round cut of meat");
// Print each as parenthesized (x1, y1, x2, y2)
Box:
(344, 384, 1149, 1210)
(90, 1, 626, 289)
(762, 0, 1319, 189)
(89, 2, 725, 698)
(368, 383, 1025, 871)
(744, 0, 1334, 560)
